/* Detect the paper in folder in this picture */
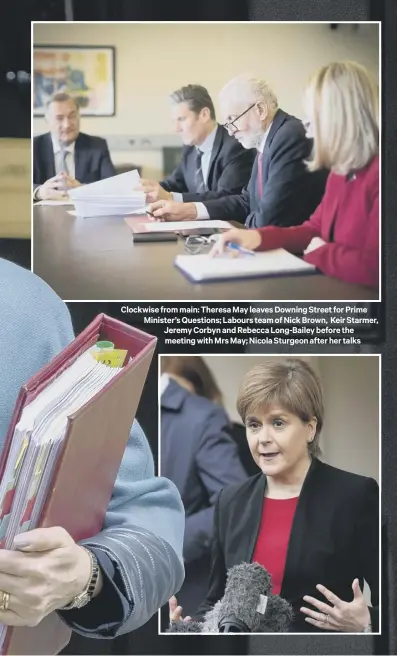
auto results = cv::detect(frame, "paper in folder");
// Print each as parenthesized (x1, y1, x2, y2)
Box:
(0, 314, 156, 655)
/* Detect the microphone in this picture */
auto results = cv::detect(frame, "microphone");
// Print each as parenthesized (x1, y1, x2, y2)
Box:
(167, 620, 204, 633)
(202, 562, 293, 633)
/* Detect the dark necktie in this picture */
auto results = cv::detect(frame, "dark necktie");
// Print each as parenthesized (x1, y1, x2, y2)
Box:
(195, 149, 206, 193)
(257, 152, 263, 199)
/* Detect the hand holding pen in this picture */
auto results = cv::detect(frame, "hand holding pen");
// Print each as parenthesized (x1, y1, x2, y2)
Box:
(209, 228, 261, 257)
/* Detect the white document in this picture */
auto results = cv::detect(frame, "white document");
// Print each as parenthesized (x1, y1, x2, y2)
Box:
(175, 248, 316, 282)
(68, 170, 146, 218)
(69, 170, 141, 197)
(144, 220, 232, 232)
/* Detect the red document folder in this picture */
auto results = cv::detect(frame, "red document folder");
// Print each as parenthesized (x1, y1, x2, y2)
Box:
(0, 314, 156, 655)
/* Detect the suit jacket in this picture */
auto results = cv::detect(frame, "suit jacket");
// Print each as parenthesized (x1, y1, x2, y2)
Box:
(161, 379, 247, 615)
(33, 132, 116, 186)
(195, 458, 379, 633)
(203, 109, 328, 228)
(160, 125, 256, 202)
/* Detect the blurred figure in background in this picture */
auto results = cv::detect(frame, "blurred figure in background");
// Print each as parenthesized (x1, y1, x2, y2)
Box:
(160, 356, 248, 617)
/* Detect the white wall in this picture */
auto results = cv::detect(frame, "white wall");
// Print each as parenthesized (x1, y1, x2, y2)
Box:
(318, 356, 379, 480)
(33, 22, 379, 179)
(203, 354, 379, 481)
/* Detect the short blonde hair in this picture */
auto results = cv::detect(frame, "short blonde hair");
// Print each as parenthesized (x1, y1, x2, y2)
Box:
(236, 358, 324, 457)
(219, 74, 278, 113)
(305, 61, 379, 175)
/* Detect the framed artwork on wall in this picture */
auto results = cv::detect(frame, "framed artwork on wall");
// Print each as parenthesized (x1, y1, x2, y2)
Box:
(33, 45, 115, 116)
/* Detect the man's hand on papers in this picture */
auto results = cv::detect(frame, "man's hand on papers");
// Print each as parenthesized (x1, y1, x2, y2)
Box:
(147, 200, 197, 221)
(209, 228, 262, 256)
(0, 526, 102, 626)
(137, 179, 172, 203)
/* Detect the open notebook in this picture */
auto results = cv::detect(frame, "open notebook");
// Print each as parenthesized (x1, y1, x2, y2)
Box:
(174, 248, 316, 283)
(0, 314, 156, 655)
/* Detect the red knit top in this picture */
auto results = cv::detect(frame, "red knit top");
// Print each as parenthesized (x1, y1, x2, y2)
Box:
(252, 496, 299, 595)
(257, 156, 379, 289)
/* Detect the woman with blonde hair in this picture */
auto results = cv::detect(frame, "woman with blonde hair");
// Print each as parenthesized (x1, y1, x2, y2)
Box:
(212, 61, 379, 289)
(171, 358, 379, 633)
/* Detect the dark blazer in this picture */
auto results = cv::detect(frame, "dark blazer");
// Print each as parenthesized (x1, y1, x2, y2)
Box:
(160, 125, 256, 202)
(161, 379, 247, 616)
(195, 458, 379, 633)
(33, 131, 116, 186)
(203, 109, 328, 228)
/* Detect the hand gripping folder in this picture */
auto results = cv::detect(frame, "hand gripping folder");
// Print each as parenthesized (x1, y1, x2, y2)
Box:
(0, 314, 157, 655)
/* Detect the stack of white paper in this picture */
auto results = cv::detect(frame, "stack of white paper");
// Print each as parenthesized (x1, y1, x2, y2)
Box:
(68, 170, 147, 218)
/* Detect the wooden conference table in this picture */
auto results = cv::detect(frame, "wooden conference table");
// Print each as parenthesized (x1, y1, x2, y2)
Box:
(33, 206, 377, 301)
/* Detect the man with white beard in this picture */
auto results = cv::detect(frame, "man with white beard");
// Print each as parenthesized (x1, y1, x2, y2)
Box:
(149, 74, 327, 228)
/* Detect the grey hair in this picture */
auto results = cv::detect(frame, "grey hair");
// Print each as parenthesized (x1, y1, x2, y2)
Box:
(46, 93, 79, 112)
(219, 74, 278, 112)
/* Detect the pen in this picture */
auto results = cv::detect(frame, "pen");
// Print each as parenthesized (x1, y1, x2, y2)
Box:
(226, 242, 256, 256)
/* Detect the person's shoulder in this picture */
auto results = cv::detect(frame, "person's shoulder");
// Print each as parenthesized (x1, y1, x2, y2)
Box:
(277, 110, 306, 137)
(227, 137, 256, 162)
(0, 258, 69, 324)
(78, 132, 108, 149)
(220, 472, 263, 505)
(316, 460, 378, 494)
(33, 132, 49, 146)
(221, 128, 242, 151)
(185, 391, 229, 425)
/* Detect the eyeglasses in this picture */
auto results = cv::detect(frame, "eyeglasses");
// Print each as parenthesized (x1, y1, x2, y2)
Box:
(184, 235, 219, 255)
(223, 103, 256, 134)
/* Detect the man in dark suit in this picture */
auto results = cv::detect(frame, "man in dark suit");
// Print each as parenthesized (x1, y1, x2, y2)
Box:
(148, 75, 327, 226)
(33, 93, 115, 201)
(138, 84, 255, 204)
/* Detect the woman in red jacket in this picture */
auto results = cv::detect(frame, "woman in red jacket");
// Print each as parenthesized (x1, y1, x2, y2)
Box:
(212, 61, 379, 289)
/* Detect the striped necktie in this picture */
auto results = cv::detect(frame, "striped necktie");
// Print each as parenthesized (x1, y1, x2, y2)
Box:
(195, 149, 206, 193)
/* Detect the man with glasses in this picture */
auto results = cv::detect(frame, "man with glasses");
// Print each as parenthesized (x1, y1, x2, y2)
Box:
(149, 75, 327, 227)
(140, 84, 255, 209)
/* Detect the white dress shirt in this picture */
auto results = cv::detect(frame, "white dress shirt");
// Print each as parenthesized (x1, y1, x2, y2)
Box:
(194, 122, 273, 220)
(160, 373, 170, 395)
(172, 126, 218, 203)
(51, 136, 76, 179)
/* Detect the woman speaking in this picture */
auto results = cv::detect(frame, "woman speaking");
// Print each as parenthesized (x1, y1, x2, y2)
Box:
(171, 358, 379, 633)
